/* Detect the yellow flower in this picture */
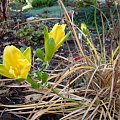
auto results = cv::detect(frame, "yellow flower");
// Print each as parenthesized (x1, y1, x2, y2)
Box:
(0, 45, 31, 79)
(49, 23, 66, 50)
(44, 23, 71, 62)
(81, 23, 89, 35)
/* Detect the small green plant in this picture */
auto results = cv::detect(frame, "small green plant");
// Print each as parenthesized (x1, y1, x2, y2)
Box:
(16, 25, 43, 45)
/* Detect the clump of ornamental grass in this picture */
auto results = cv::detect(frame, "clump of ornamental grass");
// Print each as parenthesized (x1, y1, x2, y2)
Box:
(55, 0, 120, 120)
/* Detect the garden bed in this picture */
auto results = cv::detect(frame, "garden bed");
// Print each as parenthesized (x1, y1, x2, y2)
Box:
(0, 0, 120, 120)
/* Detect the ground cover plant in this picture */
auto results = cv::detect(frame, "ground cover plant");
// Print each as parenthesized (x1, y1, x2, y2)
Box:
(0, 0, 120, 120)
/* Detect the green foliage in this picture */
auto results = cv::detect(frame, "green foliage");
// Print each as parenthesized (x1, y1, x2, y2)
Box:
(44, 38, 55, 62)
(75, 1, 119, 34)
(27, 75, 41, 89)
(74, 6, 109, 33)
(44, 26, 55, 62)
(37, 71, 48, 84)
(76, 0, 95, 7)
(16, 25, 43, 45)
(27, 71, 48, 89)
(36, 48, 45, 61)
(27, 0, 56, 7)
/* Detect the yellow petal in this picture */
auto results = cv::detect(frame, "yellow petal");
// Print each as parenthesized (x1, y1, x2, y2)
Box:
(49, 24, 66, 45)
(23, 47, 31, 62)
(0, 64, 14, 78)
(18, 58, 31, 78)
(55, 24, 66, 44)
(20, 63, 31, 79)
(9, 66, 16, 78)
(3, 45, 23, 68)
(55, 31, 71, 50)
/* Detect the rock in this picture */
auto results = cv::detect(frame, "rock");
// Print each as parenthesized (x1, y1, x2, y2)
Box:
(26, 16, 39, 21)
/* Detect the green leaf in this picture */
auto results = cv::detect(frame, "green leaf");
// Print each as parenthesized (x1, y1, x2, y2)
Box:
(0, 64, 13, 78)
(37, 71, 48, 83)
(26, 74, 34, 84)
(37, 71, 42, 80)
(36, 48, 44, 61)
(44, 38, 55, 62)
(44, 26, 56, 62)
(41, 72, 48, 83)
(44, 26, 49, 43)
(27, 75, 41, 89)
(15, 78, 25, 82)
(83, 28, 89, 35)
(31, 82, 40, 89)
